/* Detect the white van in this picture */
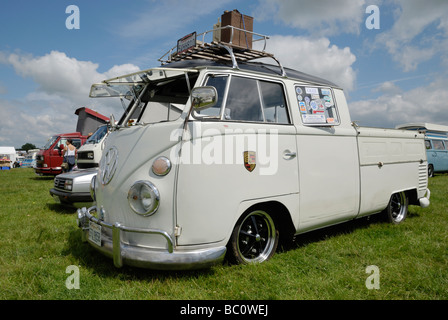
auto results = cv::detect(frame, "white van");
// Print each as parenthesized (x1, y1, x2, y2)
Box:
(77, 27, 430, 270)
(77, 124, 109, 169)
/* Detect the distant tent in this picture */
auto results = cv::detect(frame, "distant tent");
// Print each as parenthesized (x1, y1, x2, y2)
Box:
(0, 146, 16, 169)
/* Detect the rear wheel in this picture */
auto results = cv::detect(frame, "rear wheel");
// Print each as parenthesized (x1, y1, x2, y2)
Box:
(428, 164, 434, 178)
(227, 210, 279, 264)
(384, 191, 408, 224)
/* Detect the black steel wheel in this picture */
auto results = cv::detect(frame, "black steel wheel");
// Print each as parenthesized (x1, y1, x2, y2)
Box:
(227, 210, 279, 264)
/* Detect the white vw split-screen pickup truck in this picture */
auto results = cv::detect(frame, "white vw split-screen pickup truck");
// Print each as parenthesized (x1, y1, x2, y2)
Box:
(77, 29, 430, 270)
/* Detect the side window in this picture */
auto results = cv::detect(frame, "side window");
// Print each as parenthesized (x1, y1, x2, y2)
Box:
(432, 140, 444, 150)
(425, 140, 431, 150)
(201, 74, 290, 124)
(55, 139, 82, 149)
(72, 139, 82, 149)
(259, 81, 289, 124)
(55, 139, 66, 149)
(225, 76, 263, 122)
(295, 86, 339, 125)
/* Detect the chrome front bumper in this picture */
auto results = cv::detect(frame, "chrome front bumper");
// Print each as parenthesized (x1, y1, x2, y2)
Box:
(76, 206, 226, 270)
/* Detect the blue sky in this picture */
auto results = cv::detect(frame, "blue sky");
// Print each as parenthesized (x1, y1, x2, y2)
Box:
(1, 0, 448, 148)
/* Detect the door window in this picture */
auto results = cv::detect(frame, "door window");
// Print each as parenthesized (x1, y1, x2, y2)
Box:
(55, 139, 82, 149)
(201, 74, 290, 124)
(432, 140, 445, 150)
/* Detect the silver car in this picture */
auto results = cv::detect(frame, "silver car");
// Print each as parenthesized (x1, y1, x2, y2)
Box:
(50, 168, 97, 207)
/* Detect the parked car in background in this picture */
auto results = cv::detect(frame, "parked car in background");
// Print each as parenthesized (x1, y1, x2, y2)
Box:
(50, 168, 97, 207)
(21, 149, 39, 168)
(50, 125, 109, 206)
(77, 124, 108, 169)
(397, 123, 448, 177)
(35, 132, 88, 176)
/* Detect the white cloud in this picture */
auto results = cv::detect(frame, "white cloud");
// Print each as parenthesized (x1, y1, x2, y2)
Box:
(375, 0, 448, 71)
(256, 0, 367, 36)
(256, 35, 357, 91)
(2, 51, 139, 102)
(349, 78, 448, 128)
(0, 51, 140, 147)
(372, 81, 402, 95)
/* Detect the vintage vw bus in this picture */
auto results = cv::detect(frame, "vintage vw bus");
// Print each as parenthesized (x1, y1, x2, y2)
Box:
(397, 123, 448, 177)
(77, 27, 430, 270)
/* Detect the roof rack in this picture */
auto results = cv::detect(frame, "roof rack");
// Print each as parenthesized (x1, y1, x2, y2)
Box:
(158, 26, 286, 77)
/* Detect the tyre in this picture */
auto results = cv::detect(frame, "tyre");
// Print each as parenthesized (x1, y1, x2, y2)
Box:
(384, 191, 408, 224)
(428, 164, 434, 178)
(227, 210, 279, 264)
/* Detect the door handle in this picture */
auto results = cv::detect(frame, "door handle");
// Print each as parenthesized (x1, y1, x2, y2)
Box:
(283, 150, 297, 160)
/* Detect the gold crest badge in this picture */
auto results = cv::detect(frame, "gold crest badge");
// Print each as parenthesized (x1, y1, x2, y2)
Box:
(243, 151, 256, 172)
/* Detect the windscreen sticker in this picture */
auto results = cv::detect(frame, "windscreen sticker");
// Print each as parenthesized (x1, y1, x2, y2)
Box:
(296, 86, 338, 125)
(305, 87, 319, 95)
(302, 114, 326, 124)
(304, 96, 310, 106)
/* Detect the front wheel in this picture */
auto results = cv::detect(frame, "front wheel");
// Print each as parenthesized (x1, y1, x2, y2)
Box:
(227, 210, 279, 264)
(384, 191, 408, 224)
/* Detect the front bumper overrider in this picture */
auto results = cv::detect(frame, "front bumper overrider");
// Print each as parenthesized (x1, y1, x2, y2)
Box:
(76, 206, 226, 270)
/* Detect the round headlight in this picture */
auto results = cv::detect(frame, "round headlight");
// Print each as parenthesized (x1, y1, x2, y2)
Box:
(90, 175, 97, 201)
(128, 181, 160, 216)
(152, 156, 171, 176)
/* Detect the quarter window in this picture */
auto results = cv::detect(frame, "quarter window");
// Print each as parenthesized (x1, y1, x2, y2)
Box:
(295, 86, 339, 125)
(259, 81, 289, 124)
(225, 76, 262, 122)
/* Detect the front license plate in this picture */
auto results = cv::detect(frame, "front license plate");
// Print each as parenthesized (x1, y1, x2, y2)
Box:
(89, 221, 102, 246)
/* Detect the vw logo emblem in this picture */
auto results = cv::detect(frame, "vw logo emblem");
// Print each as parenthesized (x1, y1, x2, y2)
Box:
(100, 147, 118, 185)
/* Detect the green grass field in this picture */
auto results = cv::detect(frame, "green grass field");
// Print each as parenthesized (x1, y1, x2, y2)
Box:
(0, 168, 447, 300)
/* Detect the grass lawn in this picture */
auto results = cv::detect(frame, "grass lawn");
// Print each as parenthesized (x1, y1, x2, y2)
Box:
(0, 168, 447, 300)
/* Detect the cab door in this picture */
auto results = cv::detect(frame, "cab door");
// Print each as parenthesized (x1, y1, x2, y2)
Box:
(176, 74, 299, 246)
(293, 86, 360, 233)
(50, 138, 64, 170)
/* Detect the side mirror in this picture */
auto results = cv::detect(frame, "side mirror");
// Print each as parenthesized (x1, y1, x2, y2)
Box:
(191, 86, 218, 111)
(58, 144, 64, 156)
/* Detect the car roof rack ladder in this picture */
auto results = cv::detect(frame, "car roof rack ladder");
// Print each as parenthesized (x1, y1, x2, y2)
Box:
(158, 26, 287, 77)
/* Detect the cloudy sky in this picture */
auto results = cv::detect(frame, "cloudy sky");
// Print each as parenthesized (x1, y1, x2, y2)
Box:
(1, 0, 448, 148)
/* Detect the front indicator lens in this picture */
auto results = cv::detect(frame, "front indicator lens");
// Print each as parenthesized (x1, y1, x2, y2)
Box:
(128, 181, 160, 216)
(152, 156, 171, 176)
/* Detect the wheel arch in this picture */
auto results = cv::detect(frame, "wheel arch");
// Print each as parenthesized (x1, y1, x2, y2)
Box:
(232, 200, 296, 247)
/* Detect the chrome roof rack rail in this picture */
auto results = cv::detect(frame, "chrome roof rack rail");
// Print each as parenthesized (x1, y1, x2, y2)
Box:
(158, 26, 286, 77)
